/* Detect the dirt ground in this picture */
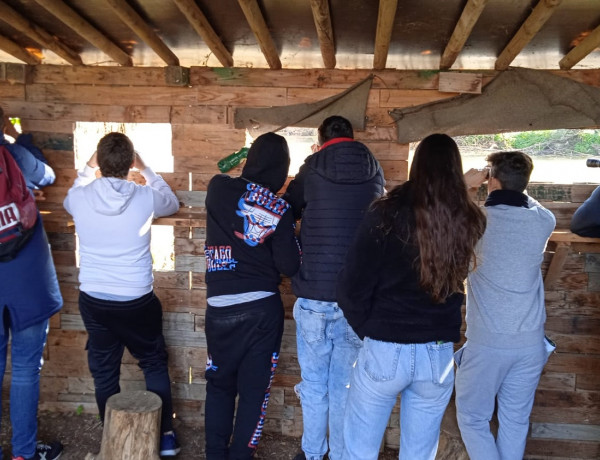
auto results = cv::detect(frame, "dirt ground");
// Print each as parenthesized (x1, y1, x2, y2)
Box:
(1, 411, 401, 459)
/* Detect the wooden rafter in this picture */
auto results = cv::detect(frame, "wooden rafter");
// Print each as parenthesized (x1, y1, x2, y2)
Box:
(559, 24, 600, 70)
(373, 0, 398, 70)
(33, 0, 132, 66)
(105, 0, 179, 66)
(309, 0, 335, 69)
(237, 0, 281, 70)
(0, 34, 41, 65)
(439, 0, 489, 70)
(172, 0, 233, 67)
(495, 0, 562, 71)
(0, 2, 82, 65)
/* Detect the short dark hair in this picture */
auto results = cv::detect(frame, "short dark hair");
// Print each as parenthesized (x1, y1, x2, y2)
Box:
(0, 106, 5, 130)
(97, 132, 134, 178)
(318, 116, 354, 144)
(486, 151, 533, 192)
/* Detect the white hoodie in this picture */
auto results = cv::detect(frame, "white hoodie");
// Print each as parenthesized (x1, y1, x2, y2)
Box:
(64, 165, 179, 297)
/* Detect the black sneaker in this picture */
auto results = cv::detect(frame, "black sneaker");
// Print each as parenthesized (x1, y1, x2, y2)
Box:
(12, 441, 63, 460)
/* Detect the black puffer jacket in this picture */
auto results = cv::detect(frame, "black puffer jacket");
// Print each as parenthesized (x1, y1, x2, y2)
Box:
(283, 139, 385, 301)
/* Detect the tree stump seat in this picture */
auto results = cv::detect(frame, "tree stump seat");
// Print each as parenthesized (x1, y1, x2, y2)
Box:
(85, 390, 162, 460)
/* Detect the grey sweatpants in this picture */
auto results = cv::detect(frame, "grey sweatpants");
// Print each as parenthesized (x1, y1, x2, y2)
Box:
(454, 339, 551, 460)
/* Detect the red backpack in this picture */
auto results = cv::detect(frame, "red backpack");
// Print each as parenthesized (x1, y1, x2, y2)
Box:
(0, 144, 38, 261)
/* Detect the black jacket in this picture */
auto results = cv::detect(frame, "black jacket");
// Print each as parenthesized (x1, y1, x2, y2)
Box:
(337, 183, 463, 343)
(204, 175, 300, 297)
(204, 133, 300, 298)
(283, 139, 385, 301)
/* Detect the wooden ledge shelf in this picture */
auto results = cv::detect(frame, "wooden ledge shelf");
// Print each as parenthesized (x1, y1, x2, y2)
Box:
(38, 208, 600, 290)
(549, 230, 600, 244)
(40, 206, 206, 230)
(545, 229, 600, 290)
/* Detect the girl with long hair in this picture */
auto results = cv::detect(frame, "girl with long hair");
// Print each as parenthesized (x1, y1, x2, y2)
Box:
(337, 133, 486, 460)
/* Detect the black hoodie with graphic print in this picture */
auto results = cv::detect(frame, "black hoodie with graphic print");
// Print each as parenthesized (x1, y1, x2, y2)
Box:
(204, 133, 301, 298)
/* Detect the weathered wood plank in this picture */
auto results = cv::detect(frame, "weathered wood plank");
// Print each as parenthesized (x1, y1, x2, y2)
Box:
(379, 159, 408, 182)
(174, 237, 205, 255)
(31, 65, 167, 86)
(171, 105, 227, 124)
(544, 352, 600, 375)
(21, 118, 74, 134)
(0, 82, 25, 99)
(545, 333, 600, 354)
(30, 131, 73, 150)
(531, 422, 600, 441)
(577, 374, 600, 391)
(545, 316, 600, 335)
(175, 191, 206, 207)
(285, 86, 380, 109)
(525, 438, 600, 459)
(537, 371, 576, 391)
(27, 83, 287, 107)
(174, 254, 205, 273)
(42, 149, 75, 169)
(3, 101, 171, 123)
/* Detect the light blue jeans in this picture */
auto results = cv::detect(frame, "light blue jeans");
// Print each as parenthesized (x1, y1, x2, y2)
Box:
(294, 298, 362, 460)
(0, 314, 49, 460)
(342, 338, 455, 460)
(454, 339, 551, 460)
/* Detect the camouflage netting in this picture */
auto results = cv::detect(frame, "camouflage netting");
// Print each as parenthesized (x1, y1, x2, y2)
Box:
(234, 76, 373, 136)
(390, 67, 600, 144)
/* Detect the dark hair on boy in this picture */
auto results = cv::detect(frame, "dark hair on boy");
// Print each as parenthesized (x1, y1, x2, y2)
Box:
(486, 151, 533, 193)
(318, 116, 354, 145)
(97, 132, 135, 178)
(0, 106, 5, 130)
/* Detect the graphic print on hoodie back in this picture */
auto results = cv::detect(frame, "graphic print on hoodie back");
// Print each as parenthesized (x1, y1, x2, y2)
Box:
(205, 182, 290, 273)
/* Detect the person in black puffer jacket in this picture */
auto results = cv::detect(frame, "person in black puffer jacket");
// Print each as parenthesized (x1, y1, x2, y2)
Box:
(283, 116, 385, 460)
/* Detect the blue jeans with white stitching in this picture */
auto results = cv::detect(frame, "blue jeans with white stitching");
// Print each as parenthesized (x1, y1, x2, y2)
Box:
(342, 338, 455, 460)
(294, 298, 362, 460)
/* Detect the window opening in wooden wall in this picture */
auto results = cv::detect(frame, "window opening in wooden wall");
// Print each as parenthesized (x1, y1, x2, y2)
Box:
(408, 129, 600, 184)
(275, 127, 318, 176)
(73, 122, 175, 271)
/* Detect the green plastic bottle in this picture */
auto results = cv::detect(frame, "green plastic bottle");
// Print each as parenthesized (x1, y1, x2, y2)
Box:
(217, 147, 249, 173)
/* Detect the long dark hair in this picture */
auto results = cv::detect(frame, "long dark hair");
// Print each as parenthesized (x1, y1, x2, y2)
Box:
(375, 133, 486, 303)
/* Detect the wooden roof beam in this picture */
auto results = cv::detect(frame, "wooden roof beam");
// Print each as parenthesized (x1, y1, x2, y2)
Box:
(172, 0, 233, 67)
(439, 0, 489, 70)
(309, 0, 335, 69)
(33, 0, 132, 66)
(373, 0, 398, 70)
(559, 24, 600, 69)
(495, 0, 562, 71)
(105, 0, 179, 66)
(0, 34, 41, 65)
(0, 2, 82, 65)
(237, 0, 281, 70)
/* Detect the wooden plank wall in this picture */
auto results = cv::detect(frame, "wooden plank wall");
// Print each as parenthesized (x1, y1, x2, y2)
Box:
(1, 64, 599, 458)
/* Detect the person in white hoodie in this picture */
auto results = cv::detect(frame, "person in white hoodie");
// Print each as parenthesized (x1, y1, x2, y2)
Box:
(63, 132, 181, 456)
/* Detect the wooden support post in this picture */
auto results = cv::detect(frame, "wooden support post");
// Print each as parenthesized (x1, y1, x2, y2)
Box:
(86, 391, 162, 460)
(544, 241, 570, 290)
